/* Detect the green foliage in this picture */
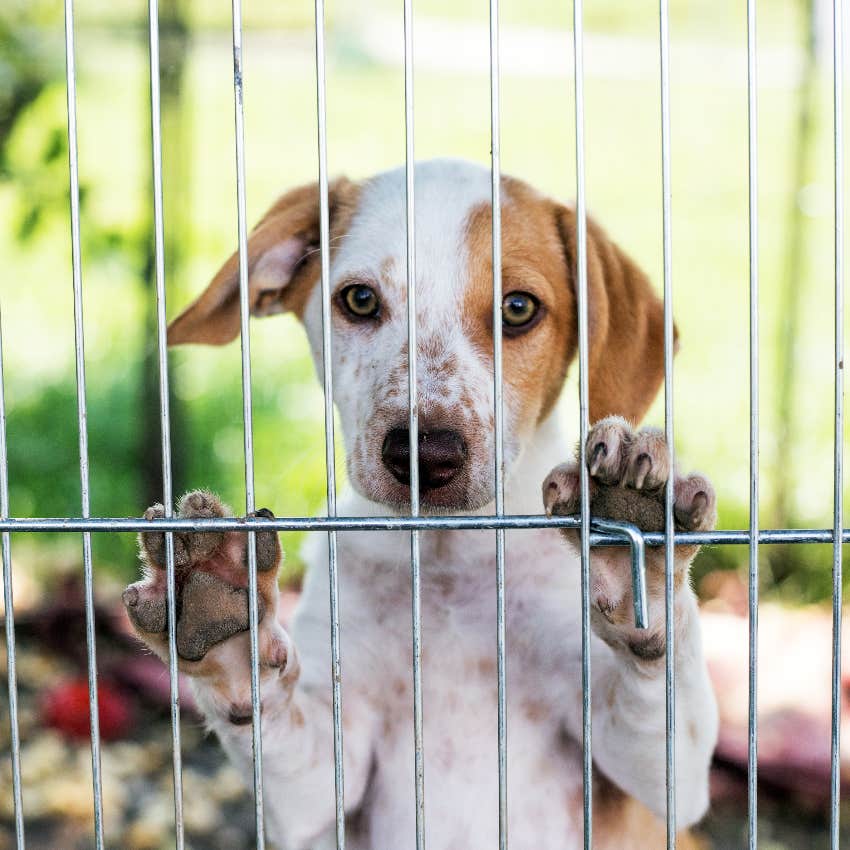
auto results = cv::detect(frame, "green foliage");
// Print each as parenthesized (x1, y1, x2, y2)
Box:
(7, 369, 143, 579)
(0, 3, 60, 160)
(0, 2, 74, 247)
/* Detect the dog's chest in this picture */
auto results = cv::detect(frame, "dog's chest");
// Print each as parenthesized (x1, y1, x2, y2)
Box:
(305, 526, 588, 849)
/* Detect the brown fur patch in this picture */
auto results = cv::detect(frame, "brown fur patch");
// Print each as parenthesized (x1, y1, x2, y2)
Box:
(522, 699, 548, 722)
(463, 182, 575, 429)
(592, 773, 704, 850)
(380, 257, 399, 288)
(289, 705, 305, 729)
(475, 657, 496, 677)
(462, 177, 669, 429)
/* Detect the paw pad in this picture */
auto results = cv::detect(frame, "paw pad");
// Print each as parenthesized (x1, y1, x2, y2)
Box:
(125, 491, 281, 662)
(175, 572, 265, 662)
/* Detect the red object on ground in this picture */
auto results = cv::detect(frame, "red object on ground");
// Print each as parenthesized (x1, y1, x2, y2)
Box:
(41, 678, 133, 741)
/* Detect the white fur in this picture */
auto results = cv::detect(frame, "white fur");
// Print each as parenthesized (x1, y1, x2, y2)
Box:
(189, 160, 717, 848)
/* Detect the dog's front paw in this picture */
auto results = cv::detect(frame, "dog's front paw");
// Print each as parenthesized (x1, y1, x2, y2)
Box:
(123, 491, 291, 683)
(542, 416, 716, 660)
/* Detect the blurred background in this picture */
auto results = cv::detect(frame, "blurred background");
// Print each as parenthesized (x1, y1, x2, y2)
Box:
(1, 0, 849, 846)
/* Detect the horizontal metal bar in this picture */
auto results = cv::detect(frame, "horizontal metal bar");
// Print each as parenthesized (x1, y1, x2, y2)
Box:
(0, 515, 846, 544)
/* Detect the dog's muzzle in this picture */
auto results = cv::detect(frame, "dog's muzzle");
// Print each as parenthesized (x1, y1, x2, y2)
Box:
(381, 428, 468, 491)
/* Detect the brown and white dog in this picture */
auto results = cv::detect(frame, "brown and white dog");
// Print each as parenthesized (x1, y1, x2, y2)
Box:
(123, 159, 718, 849)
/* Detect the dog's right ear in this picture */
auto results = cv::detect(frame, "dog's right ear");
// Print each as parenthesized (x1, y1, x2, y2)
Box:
(168, 177, 359, 346)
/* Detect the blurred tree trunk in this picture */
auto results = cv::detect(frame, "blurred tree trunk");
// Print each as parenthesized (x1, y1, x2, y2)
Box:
(139, 0, 190, 507)
(770, 0, 817, 580)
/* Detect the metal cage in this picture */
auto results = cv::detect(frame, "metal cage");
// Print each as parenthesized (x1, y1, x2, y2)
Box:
(0, 0, 845, 848)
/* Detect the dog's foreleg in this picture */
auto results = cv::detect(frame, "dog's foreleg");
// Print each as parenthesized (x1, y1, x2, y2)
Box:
(544, 418, 719, 826)
(191, 631, 377, 850)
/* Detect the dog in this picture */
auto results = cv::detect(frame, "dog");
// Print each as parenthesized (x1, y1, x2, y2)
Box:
(122, 159, 718, 849)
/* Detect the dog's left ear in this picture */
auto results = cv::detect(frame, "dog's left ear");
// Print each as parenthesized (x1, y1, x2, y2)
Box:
(168, 177, 358, 346)
(555, 205, 672, 425)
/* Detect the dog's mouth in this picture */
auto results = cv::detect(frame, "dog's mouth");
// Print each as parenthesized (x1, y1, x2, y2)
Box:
(375, 479, 489, 514)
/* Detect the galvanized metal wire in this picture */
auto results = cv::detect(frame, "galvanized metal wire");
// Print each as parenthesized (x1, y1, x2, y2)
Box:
(571, 2, 593, 846)
(0, 316, 23, 850)
(313, 1, 347, 846)
(62, 1, 106, 845)
(147, 3, 186, 845)
(401, 30, 426, 850)
(228, 1, 266, 843)
(745, 3, 760, 847)
(488, 0, 508, 846)
(400, 2, 426, 846)
(830, 0, 845, 845)
(657, 1, 676, 844)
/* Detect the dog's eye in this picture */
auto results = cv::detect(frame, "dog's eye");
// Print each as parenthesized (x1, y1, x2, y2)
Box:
(341, 284, 380, 319)
(501, 291, 539, 329)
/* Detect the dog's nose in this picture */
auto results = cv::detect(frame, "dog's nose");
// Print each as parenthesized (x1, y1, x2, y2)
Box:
(381, 428, 468, 490)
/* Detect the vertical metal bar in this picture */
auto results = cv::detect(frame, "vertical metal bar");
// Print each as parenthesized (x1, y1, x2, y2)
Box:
(0, 318, 23, 848)
(62, 3, 105, 846)
(488, 0, 507, 845)
(745, 2, 760, 847)
(658, 0, 676, 846)
(228, 3, 265, 845)
(147, 3, 185, 846)
(401, 1, 425, 846)
(313, 1, 346, 846)
(572, 1, 592, 846)
(831, 0, 845, 845)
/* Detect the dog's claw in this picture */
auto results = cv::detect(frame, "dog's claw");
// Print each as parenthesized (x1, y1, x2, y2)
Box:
(246, 508, 281, 572)
(585, 417, 630, 484)
(123, 581, 167, 634)
(589, 442, 607, 477)
(144, 504, 165, 522)
(542, 464, 582, 518)
(632, 453, 651, 490)
(673, 474, 716, 532)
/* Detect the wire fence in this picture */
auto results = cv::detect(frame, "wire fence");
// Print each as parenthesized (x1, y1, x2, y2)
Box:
(0, 0, 846, 848)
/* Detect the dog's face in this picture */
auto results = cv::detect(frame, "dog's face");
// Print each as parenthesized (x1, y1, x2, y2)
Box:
(169, 159, 666, 513)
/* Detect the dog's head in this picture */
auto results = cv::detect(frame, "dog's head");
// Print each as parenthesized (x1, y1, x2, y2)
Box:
(169, 160, 666, 513)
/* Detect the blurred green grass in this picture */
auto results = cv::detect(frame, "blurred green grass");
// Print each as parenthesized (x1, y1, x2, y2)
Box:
(1, 0, 848, 600)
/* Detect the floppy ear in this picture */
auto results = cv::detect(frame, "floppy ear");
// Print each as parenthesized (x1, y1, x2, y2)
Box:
(556, 206, 671, 424)
(168, 177, 359, 346)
